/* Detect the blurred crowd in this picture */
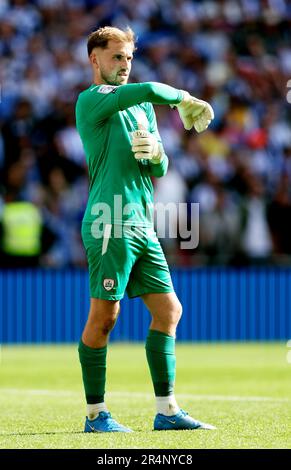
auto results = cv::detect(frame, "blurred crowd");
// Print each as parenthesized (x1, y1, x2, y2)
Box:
(0, 0, 291, 268)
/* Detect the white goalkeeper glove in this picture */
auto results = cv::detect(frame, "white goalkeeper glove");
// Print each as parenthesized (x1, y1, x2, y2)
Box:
(131, 124, 164, 164)
(175, 90, 214, 132)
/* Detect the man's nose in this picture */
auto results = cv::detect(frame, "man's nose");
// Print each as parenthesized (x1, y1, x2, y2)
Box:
(121, 58, 130, 68)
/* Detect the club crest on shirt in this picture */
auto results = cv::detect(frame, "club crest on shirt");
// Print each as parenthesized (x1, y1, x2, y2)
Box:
(103, 278, 115, 291)
(97, 85, 117, 94)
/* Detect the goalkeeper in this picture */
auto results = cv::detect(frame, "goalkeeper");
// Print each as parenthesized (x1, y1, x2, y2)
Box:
(76, 26, 215, 433)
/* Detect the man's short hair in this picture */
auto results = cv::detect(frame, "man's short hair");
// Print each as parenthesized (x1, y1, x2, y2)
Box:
(87, 26, 136, 56)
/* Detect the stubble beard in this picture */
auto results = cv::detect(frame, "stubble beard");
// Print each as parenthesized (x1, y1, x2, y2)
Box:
(100, 68, 128, 86)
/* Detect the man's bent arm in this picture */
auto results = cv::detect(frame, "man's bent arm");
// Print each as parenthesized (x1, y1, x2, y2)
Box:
(83, 82, 183, 125)
(118, 82, 183, 110)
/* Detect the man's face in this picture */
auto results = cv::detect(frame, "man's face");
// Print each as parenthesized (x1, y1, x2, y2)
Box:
(91, 40, 134, 86)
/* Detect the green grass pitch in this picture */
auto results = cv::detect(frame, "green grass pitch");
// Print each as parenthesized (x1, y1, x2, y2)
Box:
(0, 343, 290, 449)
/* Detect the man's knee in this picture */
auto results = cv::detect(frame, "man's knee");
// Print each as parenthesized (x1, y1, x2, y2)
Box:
(102, 305, 120, 334)
(89, 300, 120, 335)
(143, 293, 183, 328)
(156, 297, 182, 328)
(101, 316, 117, 336)
(170, 299, 183, 325)
(101, 305, 120, 334)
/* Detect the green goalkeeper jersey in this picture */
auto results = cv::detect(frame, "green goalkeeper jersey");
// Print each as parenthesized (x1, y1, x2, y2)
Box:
(75, 82, 183, 228)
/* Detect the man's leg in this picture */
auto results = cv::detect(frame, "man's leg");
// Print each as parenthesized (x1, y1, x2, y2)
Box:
(78, 298, 132, 432)
(142, 292, 182, 415)
(82, 298, 120, 348)
(143, 292, 216, 430)
(79, 297, 119, 416)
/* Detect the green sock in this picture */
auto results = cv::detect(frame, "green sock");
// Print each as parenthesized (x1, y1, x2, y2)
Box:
(145, 329, 176, 396)
(78, 340, 107, 404)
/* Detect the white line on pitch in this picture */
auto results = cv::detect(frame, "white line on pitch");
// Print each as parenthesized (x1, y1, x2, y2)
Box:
(0, 388, 290, 403)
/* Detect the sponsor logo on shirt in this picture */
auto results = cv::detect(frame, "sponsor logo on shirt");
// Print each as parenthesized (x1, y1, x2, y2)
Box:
(97, 85, 118, 94)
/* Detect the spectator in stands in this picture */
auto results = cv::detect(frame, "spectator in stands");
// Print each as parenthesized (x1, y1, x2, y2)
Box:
(0, 0, 290, 267)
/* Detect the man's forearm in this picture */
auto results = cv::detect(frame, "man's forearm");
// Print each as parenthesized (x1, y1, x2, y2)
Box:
(117, 82, 183, 110)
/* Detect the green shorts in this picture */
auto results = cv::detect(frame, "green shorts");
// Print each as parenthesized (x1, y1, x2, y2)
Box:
(81, 224, 174, 300)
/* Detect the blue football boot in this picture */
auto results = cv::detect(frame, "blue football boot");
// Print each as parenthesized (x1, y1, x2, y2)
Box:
(84, 411, 133, 433)
(154, 409, 216, 431)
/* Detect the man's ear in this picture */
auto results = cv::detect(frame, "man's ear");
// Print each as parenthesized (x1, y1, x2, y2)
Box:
(90, 51, 98, 67)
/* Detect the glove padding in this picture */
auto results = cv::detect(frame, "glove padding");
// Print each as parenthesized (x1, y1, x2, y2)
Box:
(176, 91, 214, 132)
(131, 124, 163, 164)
